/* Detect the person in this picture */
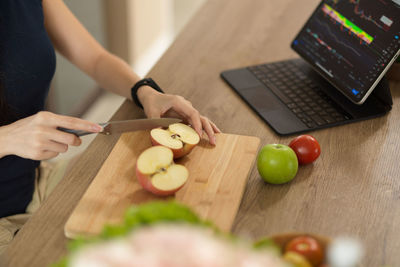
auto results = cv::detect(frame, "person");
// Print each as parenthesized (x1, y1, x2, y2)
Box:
(0, 0, 220, 253)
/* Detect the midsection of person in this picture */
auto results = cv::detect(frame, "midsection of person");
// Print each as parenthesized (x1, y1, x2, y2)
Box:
(0, 0, 56, 218)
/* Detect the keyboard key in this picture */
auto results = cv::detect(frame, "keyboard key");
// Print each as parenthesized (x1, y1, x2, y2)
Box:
(322, 116, 335, 124)
(319, 110, 328, 116)
(306, 110, 316, 116)
(264, 84, 292, 104)
(297, 102, 307, 107)
(306, 122, 317, 128)
(311, 115, 326, 126)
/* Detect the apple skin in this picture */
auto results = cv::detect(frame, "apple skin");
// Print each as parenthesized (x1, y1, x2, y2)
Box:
(283, 251, 313, 267)
(176, 143, 196, 159)
(150, 135, 196, 159)
(135, 165, 184, 196)
(257, 144, 298, 184)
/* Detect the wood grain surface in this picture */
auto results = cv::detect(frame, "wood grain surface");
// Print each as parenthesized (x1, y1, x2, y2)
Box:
(5, 0, 400, 266)
(65, 132, 260, 238)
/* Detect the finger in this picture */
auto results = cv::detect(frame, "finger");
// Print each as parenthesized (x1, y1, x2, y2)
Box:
(163, 109, 186, 121)
(201, 117, 216, 145)
(39, 112, 102, 133)
(47, 128, 82, 146)
(186, 110, 203, 137)
(43, 140, 69, 154)
(145, 107, 161, 119)
(169, 101, 202, 136)
(210, 121, 221, 133)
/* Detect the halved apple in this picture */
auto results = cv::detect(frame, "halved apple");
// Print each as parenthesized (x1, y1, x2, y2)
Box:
(136, 146, 188, 196)
(150, 123, 200, 159)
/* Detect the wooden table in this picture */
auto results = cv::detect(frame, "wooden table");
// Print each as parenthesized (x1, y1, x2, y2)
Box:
(5, 0, 400, 266)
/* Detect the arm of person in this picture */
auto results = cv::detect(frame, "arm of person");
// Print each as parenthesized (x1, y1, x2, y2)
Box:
(42, 0, 220, 144)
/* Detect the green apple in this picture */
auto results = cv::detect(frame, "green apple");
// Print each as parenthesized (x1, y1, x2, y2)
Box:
(257, 144, 298, 184)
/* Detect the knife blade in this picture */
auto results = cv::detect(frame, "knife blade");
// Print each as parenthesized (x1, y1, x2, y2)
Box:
(58, 118, 182, 137)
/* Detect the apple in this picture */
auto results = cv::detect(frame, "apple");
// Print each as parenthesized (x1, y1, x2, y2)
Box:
(150, 123, 200, 159)
(136, 146, 188, 196)
(283, 251, 313, 267)
(289, 135, 321, 165)
(285, 236, 324, 266)
(257, 144, 298, 184)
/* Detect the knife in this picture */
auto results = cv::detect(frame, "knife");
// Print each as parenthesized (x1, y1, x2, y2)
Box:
(58, 118, 182, 137)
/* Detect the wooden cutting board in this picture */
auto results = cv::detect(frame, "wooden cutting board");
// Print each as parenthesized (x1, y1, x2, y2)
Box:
(65, 131, 260, 238)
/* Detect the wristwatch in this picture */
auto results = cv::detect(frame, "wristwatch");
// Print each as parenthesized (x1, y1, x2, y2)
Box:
(131, 78, 164, 109)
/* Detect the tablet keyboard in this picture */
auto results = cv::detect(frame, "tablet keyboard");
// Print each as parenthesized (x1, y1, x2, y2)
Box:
(248, 61, 350, 128)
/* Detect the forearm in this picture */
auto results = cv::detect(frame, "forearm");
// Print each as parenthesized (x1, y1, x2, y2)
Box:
(91, 51, 161, 107)
(91, 52, 140, 100)
(0, 125, 11, 158)
(43, 0, 155, 103)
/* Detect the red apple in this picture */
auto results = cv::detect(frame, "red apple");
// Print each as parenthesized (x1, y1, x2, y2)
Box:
(289, 135, 321, 165)
(136, 146, 188, 196)
(150, 123, 200, 159)
(285, 236, 324, 266)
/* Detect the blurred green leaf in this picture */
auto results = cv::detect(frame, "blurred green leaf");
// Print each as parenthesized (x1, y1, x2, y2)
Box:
(253, 238, 282, 256)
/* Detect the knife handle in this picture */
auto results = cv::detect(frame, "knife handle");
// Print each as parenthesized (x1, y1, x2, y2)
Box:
(57, 123, 108, 137)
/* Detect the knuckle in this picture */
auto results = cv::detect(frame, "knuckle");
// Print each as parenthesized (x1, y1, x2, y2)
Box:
(174, 95, 185, 104)
(33, 140, 43, 150)
(191, 109, 200, 117)
(33, 126, 46, 136)
(36, 111, 50, 121)
(63, 117, 76, 126)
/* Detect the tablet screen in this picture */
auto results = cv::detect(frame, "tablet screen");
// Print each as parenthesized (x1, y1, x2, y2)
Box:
(292, 0, 400, 104)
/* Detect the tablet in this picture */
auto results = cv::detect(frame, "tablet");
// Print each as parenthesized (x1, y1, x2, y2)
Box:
(292, 0, 400, 104)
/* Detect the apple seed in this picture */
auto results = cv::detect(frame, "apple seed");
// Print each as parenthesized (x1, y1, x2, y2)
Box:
(171, 134, 181, 139)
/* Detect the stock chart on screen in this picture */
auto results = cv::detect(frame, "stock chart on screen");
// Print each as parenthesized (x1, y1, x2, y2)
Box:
(292, 0, 400, 101)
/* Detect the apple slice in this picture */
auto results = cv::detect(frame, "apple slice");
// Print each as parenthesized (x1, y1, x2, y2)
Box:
(136, 146, 188, 196)
(150, 123, 200, 159)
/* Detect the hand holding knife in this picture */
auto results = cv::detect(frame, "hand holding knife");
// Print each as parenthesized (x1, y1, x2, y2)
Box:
(58, 118, 181, 137)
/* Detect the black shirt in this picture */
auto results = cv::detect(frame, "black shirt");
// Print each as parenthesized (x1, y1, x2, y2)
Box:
(0, 0, 56, 217)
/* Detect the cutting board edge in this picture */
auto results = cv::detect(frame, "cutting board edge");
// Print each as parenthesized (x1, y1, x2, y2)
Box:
(225, 136, 261, 232)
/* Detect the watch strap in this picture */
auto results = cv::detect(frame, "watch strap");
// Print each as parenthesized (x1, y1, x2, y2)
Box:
(131, 78, 164, 109)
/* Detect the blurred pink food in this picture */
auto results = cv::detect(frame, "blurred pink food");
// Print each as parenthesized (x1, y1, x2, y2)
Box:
(70, 224, 286, 267)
